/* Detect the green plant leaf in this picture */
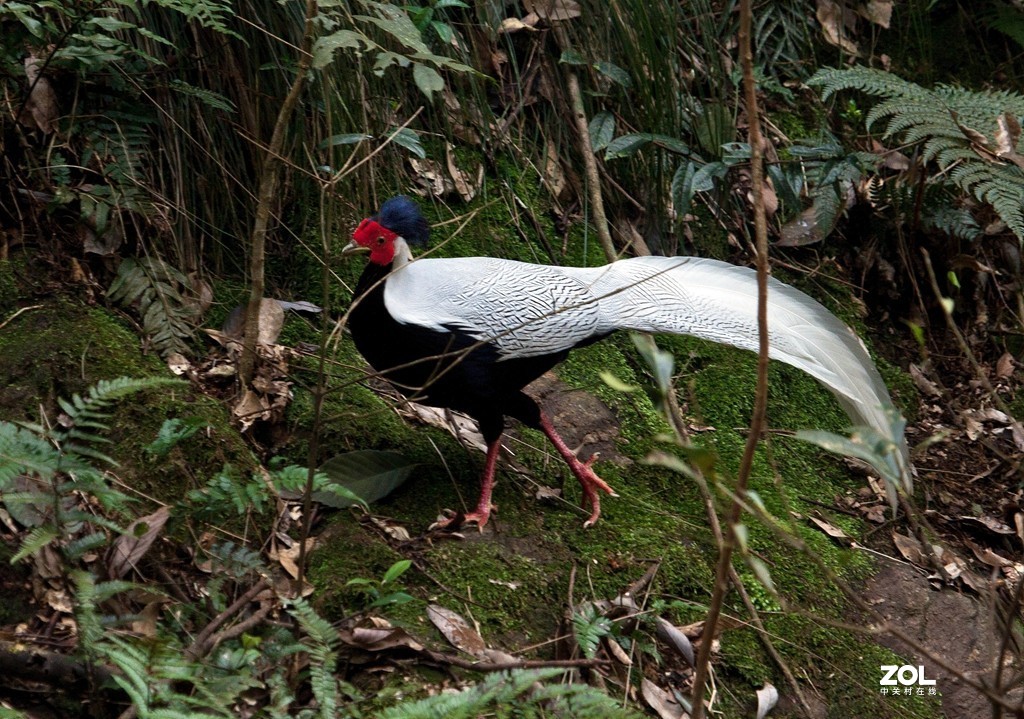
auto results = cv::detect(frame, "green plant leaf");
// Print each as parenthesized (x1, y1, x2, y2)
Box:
(312, 29, 373, 69)
(316, 450, 417, 508)
(593, 60, 631, 87)
(589, 111, 615, 152)
(319, 133, 373, 148)
(382, 559, 412, 584)
(604, 133, 652, 160)
(559, 49, 586, 65)
(690, 161, 728, 192)
(389, 127, 426, 158)
(145, 417, 206, 458)
(413, 63, 444, 101)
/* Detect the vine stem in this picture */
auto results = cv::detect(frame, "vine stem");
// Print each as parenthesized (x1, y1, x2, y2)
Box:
(689, 0, 770, 715)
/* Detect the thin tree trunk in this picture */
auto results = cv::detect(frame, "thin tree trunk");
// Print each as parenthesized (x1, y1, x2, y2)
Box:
(238, 0, 319, 387)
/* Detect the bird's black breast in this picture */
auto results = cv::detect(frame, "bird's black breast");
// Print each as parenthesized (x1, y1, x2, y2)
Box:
(348, 263, 569, 420)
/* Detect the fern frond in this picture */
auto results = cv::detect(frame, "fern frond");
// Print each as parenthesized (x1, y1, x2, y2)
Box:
(810, 66, 1024, 239)
(288, 598, 341, 718)
(11, 526, 60, 564)
(923, 206, 982, 241)
(0, 422, 62, 484)
(108, 258, 198, 357)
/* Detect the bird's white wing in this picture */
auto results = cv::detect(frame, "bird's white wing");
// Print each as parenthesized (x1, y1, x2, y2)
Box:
(384, 256, 602, 358)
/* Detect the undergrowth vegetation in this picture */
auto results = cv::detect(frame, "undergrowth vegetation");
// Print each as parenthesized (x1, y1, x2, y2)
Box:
(3, 0, 1024, 717)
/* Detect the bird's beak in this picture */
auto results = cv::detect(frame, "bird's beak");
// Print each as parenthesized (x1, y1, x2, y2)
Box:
(342, 240, 370, 257)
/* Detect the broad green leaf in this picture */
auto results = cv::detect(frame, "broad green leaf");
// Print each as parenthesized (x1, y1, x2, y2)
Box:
(312, 29, 372, 69)
(390, 127, 426, 158)
(690, 161, 728, 192)
(382, 559, 412, 584)
(671, 161, 697, 217)
(319, 133, 373, 149)
(604, 133, 652, 160)
(721, 142, 751, 166)
(413, 63, 444, 101)
(650, 134, 689, 156)
(559, 49, 586, 65)
(599, 371, 636, 393)
(356, 8, 431, 54)
(87, 16, 135, 32)
(316, 450, 417, 508)
(593, 60, 631, 87)
(588, 111, 615, 152)
(431, 20, 453, 44)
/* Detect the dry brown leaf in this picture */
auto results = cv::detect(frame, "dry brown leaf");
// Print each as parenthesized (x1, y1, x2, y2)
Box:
(499, 16, 538, 33)
(427, 604, 487, 657)
(271, 537, 316, 580)
(445, 142, 479, 202)
(909, 363, 940, 397)
(809, 516, 852, 545)
(816, 0, 860, 55)
(166, 352, 190, 376)
(21, 56, 58, 134)
(543, 137, 567, 199)
(342, 625, 424, 652)
(108, 506, 171, 579)
(857, 0, 893, 28)
(233, 388, 269, 431)
(369, 516, 411, 541)
(892, 532, 926, 566)
(535, 485, 562, 501)
(400, 403, 487, 453)
(995, 113, 1024, 169)
(654, 617, 695, 666)
(641, 678, 686, 719)
(408, 157, 452, 197)
(523, 0, 581, 21)
(131, 600, 165, 637)
(996, 352, 1016, 379)
(605, 636, 632, 665)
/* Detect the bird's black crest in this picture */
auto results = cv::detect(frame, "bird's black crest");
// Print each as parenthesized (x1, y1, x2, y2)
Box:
(377, 196, 430, 246)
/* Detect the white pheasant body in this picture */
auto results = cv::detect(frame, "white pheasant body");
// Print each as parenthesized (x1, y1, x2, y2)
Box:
(383, 253, 907, 480)
(347, 196, 910, 528)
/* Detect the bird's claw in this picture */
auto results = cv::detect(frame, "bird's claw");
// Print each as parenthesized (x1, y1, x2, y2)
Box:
(571, 455, 618, 527)
(429, 506, 494, 532)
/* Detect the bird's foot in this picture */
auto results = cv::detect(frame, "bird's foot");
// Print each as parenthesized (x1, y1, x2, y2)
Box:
(568, 453, 618, 528)
(429, 505, 494, 532)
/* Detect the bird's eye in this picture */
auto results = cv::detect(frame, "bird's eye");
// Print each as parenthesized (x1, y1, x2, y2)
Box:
(376, 236, 385, 245)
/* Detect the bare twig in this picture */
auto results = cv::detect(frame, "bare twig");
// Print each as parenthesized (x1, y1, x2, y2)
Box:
(238, 0, 319, 386)
(690, 2, 770, 716)
(551, 25, 616, 263)
(184, 579, 271, 661)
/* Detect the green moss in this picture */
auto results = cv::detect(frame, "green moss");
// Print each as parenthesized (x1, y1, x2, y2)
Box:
(0, 259, 18, 312)
(0, 298, 162, 420)
(0, 297, 256, 506)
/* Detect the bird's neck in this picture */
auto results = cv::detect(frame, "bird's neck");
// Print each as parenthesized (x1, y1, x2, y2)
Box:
(353, 238, 414, 300)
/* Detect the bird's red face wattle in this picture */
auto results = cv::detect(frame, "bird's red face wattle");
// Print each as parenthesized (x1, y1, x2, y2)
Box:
(352, 218, 399, 265)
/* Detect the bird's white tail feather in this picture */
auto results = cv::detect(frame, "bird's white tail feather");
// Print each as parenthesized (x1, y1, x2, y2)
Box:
(565, 256, 910, 484)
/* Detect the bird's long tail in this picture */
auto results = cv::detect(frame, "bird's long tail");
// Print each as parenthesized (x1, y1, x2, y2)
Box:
(566, 256, 910, 488)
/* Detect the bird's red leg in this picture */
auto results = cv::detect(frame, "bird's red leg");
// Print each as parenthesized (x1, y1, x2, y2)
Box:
(538, 413, 619, 527)
(431, 437, 502, 530)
